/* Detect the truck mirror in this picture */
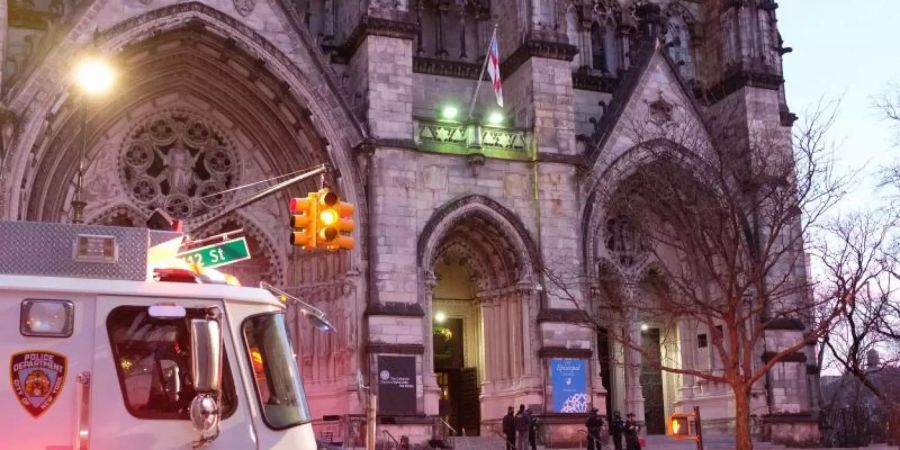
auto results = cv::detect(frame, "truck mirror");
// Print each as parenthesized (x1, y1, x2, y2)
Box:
(189, 316, 223, 445)
(189, 393, 219, 435)
(190, 318, 222, 392)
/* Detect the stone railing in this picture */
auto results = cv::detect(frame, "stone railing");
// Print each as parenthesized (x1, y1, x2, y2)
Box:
(414, 118, 531, 160)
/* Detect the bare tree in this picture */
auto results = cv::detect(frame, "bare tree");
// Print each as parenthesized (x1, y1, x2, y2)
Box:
(874, 85, 900, 192)
(814, 211, 900, 445)
(546, 102, 853, 450)
(817, 212, 899, 397)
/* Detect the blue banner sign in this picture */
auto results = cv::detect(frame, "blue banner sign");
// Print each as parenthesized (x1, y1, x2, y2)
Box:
(550, 358, 588, 413)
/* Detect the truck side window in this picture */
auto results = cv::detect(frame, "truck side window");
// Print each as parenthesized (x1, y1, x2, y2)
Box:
(242, 312, 311, 430)
(107, 306, 236, 420)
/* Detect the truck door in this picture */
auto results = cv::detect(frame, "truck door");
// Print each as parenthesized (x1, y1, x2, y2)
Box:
(91, 296, 257, 450)
(225, 302, 319, 450)
(0, 290, 96, 449)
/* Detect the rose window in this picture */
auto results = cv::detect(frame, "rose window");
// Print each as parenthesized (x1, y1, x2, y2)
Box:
(119, 112, 239, 220)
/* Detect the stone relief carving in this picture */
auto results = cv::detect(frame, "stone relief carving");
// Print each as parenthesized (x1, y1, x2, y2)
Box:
(85, 143, 124, 204)
(234, 0, 256, 16)
(604, 214, 647, 269)
(119, 111, 239, 221)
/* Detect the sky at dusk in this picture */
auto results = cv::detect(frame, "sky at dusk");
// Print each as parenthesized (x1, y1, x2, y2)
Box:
(780, 0, 900, 211)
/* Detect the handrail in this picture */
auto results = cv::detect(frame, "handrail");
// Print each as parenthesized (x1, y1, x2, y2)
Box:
(74, 371, 91, 450)
(382, 429, 401, 449)
(439, 418, 458, 436)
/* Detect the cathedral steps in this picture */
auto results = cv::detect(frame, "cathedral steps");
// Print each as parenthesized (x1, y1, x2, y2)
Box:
(382, 434, 900, 450)
(442, 435, 507, 450)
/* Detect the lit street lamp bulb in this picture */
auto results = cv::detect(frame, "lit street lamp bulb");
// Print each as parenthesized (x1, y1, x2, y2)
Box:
(434, 312, 446, 323)
(75, 57, 115, 95)
(640, 323, 649, 331)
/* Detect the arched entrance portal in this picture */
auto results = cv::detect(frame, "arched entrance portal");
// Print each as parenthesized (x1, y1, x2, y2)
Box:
(587, 155, 723, 436)
(421, 197, 541, 435)
(1, 8, 367, 416)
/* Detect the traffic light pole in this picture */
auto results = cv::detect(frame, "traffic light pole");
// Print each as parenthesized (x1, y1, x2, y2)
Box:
(188, 164, 327, 237)
(694, 406, 704, 450)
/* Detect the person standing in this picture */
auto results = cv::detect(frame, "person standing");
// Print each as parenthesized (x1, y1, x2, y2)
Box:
(611, 411, 625, 450)
(515, 405, 531, 450)
(527, 408, 538, 450)
(503, 406, 516, 450)
(585, 408, 604, 450)
(624, 413, 641, 450)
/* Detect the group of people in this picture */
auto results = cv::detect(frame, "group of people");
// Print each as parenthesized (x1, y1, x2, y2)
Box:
(589, 409, 643, 450)
(503, 405, 538, 450)
(503, 406, 643, 450)
(502, 405, 539, 450)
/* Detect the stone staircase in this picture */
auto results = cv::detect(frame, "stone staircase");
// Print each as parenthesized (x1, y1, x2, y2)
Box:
(641, 435, 787, 450)
(434, 434, 783, 450)
(443, 435, 507, 450)
(421, 434, 899, 450)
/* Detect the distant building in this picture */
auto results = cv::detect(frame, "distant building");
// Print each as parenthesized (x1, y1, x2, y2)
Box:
(820, 356, 900, 446)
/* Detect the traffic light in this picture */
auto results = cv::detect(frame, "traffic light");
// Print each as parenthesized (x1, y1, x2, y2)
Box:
(316, 188, 354, 251)
(290, 193, 318, 249)
(668, 412, 696, 440)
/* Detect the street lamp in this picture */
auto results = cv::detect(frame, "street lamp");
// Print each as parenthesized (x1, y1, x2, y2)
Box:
(70, 49, 115, 224)
(74, 57, 115, 96)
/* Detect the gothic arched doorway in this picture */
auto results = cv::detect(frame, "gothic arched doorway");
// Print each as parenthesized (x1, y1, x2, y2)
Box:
(420, 197, 541, 435)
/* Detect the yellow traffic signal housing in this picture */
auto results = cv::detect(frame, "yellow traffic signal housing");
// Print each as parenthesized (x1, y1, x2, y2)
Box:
(316, 188, 354, 251)
(668, 412, 696, 441)
(290, 194, 318, 250)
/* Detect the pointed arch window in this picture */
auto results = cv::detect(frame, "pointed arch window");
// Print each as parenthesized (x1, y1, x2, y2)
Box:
(590, 21, 620, 76)
(590, 22, 608, 73)
(665, 13, 694, 80)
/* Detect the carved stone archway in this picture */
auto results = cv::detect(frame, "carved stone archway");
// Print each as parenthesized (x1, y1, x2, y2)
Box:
(1, 3, 366, 253)
(418, 195, 542, 429)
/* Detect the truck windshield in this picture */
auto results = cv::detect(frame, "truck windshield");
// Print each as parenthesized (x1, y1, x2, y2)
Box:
(242, 312, 311, 429)
(107, 306, 236, 420)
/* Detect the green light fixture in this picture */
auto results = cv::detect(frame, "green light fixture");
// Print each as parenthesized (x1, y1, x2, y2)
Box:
(487, 110, 504, 126)
(440, 105, 459, 121)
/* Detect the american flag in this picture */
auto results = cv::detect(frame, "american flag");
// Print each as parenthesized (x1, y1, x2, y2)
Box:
(486, 29, 503, 108)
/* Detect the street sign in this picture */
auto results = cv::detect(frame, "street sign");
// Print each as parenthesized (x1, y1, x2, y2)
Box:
(177, 237, 250, 270)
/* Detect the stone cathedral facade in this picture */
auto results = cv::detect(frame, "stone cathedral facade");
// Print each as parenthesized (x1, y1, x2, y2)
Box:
(0, 0, 820, 447)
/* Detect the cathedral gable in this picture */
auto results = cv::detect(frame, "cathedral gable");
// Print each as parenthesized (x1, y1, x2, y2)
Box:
(581, 40, 714, 199)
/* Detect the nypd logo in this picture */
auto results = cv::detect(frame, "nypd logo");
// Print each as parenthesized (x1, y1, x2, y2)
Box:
(10, 351, 67, 418)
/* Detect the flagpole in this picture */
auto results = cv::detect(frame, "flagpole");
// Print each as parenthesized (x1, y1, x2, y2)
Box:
(467, 24, 498, 122)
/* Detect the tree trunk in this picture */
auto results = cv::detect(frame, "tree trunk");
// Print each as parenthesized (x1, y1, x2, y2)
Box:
(734, 384, 753, 450)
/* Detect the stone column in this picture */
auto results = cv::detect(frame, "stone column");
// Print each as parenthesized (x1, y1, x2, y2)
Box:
(480, 296, 498, 390)
(498, 294, 509, 381)
(677, 320, 696, 402)
(508, 293, 522, 380)
(518, 281, 540, 379)
(621, 282, 645, 425)
(423, 271, 441, 415)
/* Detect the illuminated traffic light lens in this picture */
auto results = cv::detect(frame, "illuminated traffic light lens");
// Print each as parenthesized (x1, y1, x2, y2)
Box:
(320, 210, 338, 226)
